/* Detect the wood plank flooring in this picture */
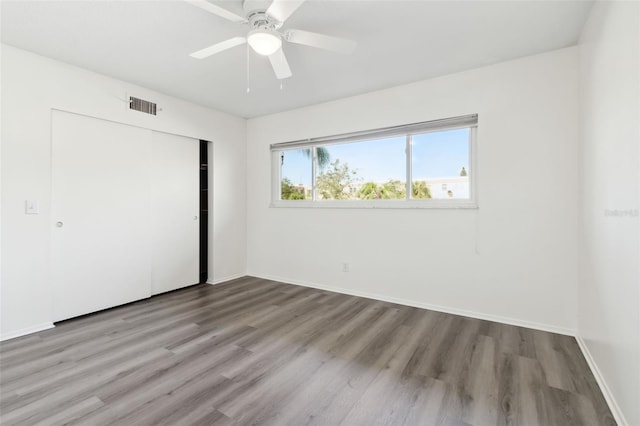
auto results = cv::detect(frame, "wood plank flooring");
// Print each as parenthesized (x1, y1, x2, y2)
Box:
(0, 277, 615, 425)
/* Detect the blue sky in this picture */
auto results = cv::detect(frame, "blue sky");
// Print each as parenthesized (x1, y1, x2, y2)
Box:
(281, 128, 469, 186)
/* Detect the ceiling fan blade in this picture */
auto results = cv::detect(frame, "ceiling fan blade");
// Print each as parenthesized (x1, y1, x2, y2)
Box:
(184, 0, 246, 23)
(266, 0, 305, 23)
(189, 37, 247, 59)
(268, 48, 293, 80)
(285, 29, 356, 54)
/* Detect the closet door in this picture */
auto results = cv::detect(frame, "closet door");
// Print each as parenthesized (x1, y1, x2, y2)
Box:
(151, 131, 199, 295)
(51, 111, 152, 321)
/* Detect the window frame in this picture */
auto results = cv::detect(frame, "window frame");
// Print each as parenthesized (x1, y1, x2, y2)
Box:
(271, 114, 478, 209)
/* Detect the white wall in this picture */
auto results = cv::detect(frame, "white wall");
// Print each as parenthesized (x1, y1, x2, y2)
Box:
(0, 45, 246, 340)
(578, 1, 640, 425)
(247, 48, 580, 333)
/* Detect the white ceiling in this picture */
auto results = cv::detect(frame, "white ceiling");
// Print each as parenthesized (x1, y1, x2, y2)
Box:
(1, 0, 593, 118)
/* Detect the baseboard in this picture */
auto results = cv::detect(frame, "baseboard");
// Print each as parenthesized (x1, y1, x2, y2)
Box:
(247, 273, 575, 336)
(576, 337, 628, 426)
(0, 322, 55, 342)
(206, 272, 247, 286)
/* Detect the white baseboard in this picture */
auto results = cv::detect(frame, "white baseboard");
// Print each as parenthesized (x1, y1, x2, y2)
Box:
(206, 272, 247, 286)
(0, 322, 55, 342)
(576, 337, 628, 426)
(247, 273, 575, 336)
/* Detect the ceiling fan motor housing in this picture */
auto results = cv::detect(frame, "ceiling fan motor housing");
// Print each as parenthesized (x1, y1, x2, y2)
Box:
(243, 0, 281, 27)
(247, 11, 280, 31)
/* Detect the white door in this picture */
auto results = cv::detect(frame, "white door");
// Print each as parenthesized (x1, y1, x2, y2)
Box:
(151, 131, 199, 295)
(51, 111, 152, 321)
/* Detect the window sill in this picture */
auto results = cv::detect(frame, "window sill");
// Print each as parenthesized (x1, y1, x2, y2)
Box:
(270, 200, 479, 209)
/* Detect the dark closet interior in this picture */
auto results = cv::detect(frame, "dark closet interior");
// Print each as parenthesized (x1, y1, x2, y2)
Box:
(199, 140, 208, 284)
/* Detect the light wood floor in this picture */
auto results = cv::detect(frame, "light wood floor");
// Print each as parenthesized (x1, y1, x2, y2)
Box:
(0, 277, 615, 425)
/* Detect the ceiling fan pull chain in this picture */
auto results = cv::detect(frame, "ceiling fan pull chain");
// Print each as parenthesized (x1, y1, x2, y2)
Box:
(246, 44, 251, 93)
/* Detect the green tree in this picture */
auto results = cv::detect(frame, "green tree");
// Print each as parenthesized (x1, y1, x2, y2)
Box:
(357, 180, 406, 200)
(412, 180, 432, 199)
(460, 166, 467, 177)
(381, 180, 406, 199)
(316, 159, 359, 200)
(356, 181, 383, 199)
(281, 177, 306, 200)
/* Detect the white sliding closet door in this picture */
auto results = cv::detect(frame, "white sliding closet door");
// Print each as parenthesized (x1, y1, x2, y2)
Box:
(151, 132, 199, 295)
(51, 111, 152, 321)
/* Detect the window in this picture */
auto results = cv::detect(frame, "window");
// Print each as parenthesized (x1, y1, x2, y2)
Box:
(271, 114, 477, 208)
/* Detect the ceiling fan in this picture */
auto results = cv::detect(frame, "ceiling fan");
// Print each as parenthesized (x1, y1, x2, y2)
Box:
(185, 0, 357, 80)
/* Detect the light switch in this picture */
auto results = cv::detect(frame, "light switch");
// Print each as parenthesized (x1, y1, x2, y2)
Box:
(25, 200, 39, 215)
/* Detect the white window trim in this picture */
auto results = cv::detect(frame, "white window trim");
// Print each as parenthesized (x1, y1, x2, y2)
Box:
(271, 115, 478, 209)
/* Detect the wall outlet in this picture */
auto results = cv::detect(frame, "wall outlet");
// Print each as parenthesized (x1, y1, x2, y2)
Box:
(342, 262, 350, 272)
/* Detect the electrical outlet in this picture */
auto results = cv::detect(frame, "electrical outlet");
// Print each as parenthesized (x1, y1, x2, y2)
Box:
(342, 262, 350, 272)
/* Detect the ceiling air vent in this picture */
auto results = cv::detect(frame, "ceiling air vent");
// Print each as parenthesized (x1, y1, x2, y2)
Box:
(129, 96, 157, 115)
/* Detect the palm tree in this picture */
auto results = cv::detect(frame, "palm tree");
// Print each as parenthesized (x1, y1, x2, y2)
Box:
(301, 147, 330, 169)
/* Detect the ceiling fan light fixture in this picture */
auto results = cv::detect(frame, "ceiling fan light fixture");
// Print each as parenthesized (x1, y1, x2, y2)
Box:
(247, 29, 282, 56)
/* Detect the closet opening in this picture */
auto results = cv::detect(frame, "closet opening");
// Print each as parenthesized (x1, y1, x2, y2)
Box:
(199, 140, 209, 284)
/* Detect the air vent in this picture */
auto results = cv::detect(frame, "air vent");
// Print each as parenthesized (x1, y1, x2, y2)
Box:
(129, 96, 157, 115)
